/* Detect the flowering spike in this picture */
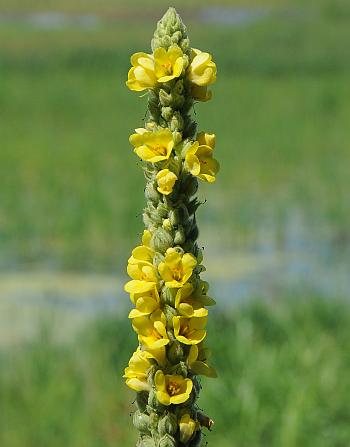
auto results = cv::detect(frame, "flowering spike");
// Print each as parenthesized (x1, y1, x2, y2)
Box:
(124, 7, 219, 446)
(151, 7, 190, 54)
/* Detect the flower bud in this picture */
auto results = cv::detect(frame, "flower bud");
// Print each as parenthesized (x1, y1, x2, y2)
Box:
(172, 361, 188, 378)
(159, 89, 172, 106)
(171, 31, 182, 44)
(162, 218, 172, 231)
(148, 389, 165, 413)
(168, 209, 179, 226)
(137, 436, 157, 447)
(167, 341, 184, 364)
(164, 305, 177, 325)
(147, 365, 158, 387)
(149, 411, 160, 430)
(161, 287, 176, 306)
(161, 106, 173, 121)
(157, 203, 169, 218)
(170, 112, 184, 132)
(158, 413, 178, 436)
(173, 131, 183, 145)
(158, 434, 177, 447)
(149, 207, 163, 224)
(145, 182, 160, 203)
(151, 228, 174, 253)
(179, 414, 198, 444)
(153, 252, 165, 269)
(133, 411, 150, 435)
(174, 79, 184, 95)
(143, 212, 153, 228)
(174, 227, 185, 245)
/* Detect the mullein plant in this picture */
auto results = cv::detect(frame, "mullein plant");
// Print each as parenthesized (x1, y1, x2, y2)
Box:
(123, 7, 219, 447)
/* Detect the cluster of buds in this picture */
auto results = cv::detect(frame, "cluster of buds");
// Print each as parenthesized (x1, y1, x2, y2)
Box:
(123, 8, 219, 447)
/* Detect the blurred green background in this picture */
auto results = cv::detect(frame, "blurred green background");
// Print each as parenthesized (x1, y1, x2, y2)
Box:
(0, 0, 350, 446)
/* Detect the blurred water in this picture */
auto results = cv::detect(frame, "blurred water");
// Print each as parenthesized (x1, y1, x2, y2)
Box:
(0, 210, 349, 346)
(0, 12, 101, 29)
(0, 7, 271, 30)
(197, 7, 270, 27)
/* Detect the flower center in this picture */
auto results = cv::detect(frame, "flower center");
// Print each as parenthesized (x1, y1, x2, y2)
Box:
(153, 144, 167, 156)
(173, 267, 183, 282)
(181, 324, 191, 336)
(181, 322, 196, 339)
(152, 328, 162, 340)
(168, 381, 181, 396)
(162, 61, 172, 75)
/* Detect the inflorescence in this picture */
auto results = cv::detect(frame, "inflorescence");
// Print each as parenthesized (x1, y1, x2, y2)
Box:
(123, 8, 219, 447)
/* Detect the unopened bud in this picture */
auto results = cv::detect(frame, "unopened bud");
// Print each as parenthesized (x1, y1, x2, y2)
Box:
(174, 227, 185, 245)
(151, 228, 174, 253)
(159, 89, 172, 106)
(137, 436, 156, 447)
(167, 341, 184, 364)
(149, 411, 159, 430)
(157, 203, 169, 218)
(145, 182, 160, 203)
(158, 434, 177, 447)
(148, 389, 165, 413)
(158, 413, 178, 436)
(133, 411, 150, 435)
(161, 287, 176, 306)
(162, 218, 172, 231)
(169, 209, 179, 226)
(164, 305, 177, 325)
(161, 106, 173, 121)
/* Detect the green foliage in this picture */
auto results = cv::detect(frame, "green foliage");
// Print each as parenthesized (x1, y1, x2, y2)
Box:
(1, 298, 349, 447)
(0, 2, 349, 270)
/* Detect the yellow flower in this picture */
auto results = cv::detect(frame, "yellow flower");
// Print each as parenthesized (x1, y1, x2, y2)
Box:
(187, 344, 217, 378)
(154, 370, 193, 406)
(125, 280, 160, 318)
(191, 84, 212, 102)
(132, 310, 169, 349)
(130, 128, 174, 163)
(126, 52, 157, 92)
(145, 345, 166, 367)
(197, 131, 216, 148)
(184, 133, 219, 183)
(175, 283, 208, 318)
(154, 46, 184, 83)
(123, 347, 153, 392)
(188, 48, 216, 87)
(127, 262, 158, 283)
(158, 248, 197, 288)
(127, 230, 157, 282)
(173, 315, 207, 345)
(128, 230, 154, 266)
(195, 280, 216, 306)
(156, 169, 178, 195)
(179, 414, 199, 443)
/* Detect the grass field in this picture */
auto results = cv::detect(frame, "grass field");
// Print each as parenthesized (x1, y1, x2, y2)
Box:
(1, 298, 350, 447)
(0, 2, 349, 446)
(1, 0, 349, 271)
